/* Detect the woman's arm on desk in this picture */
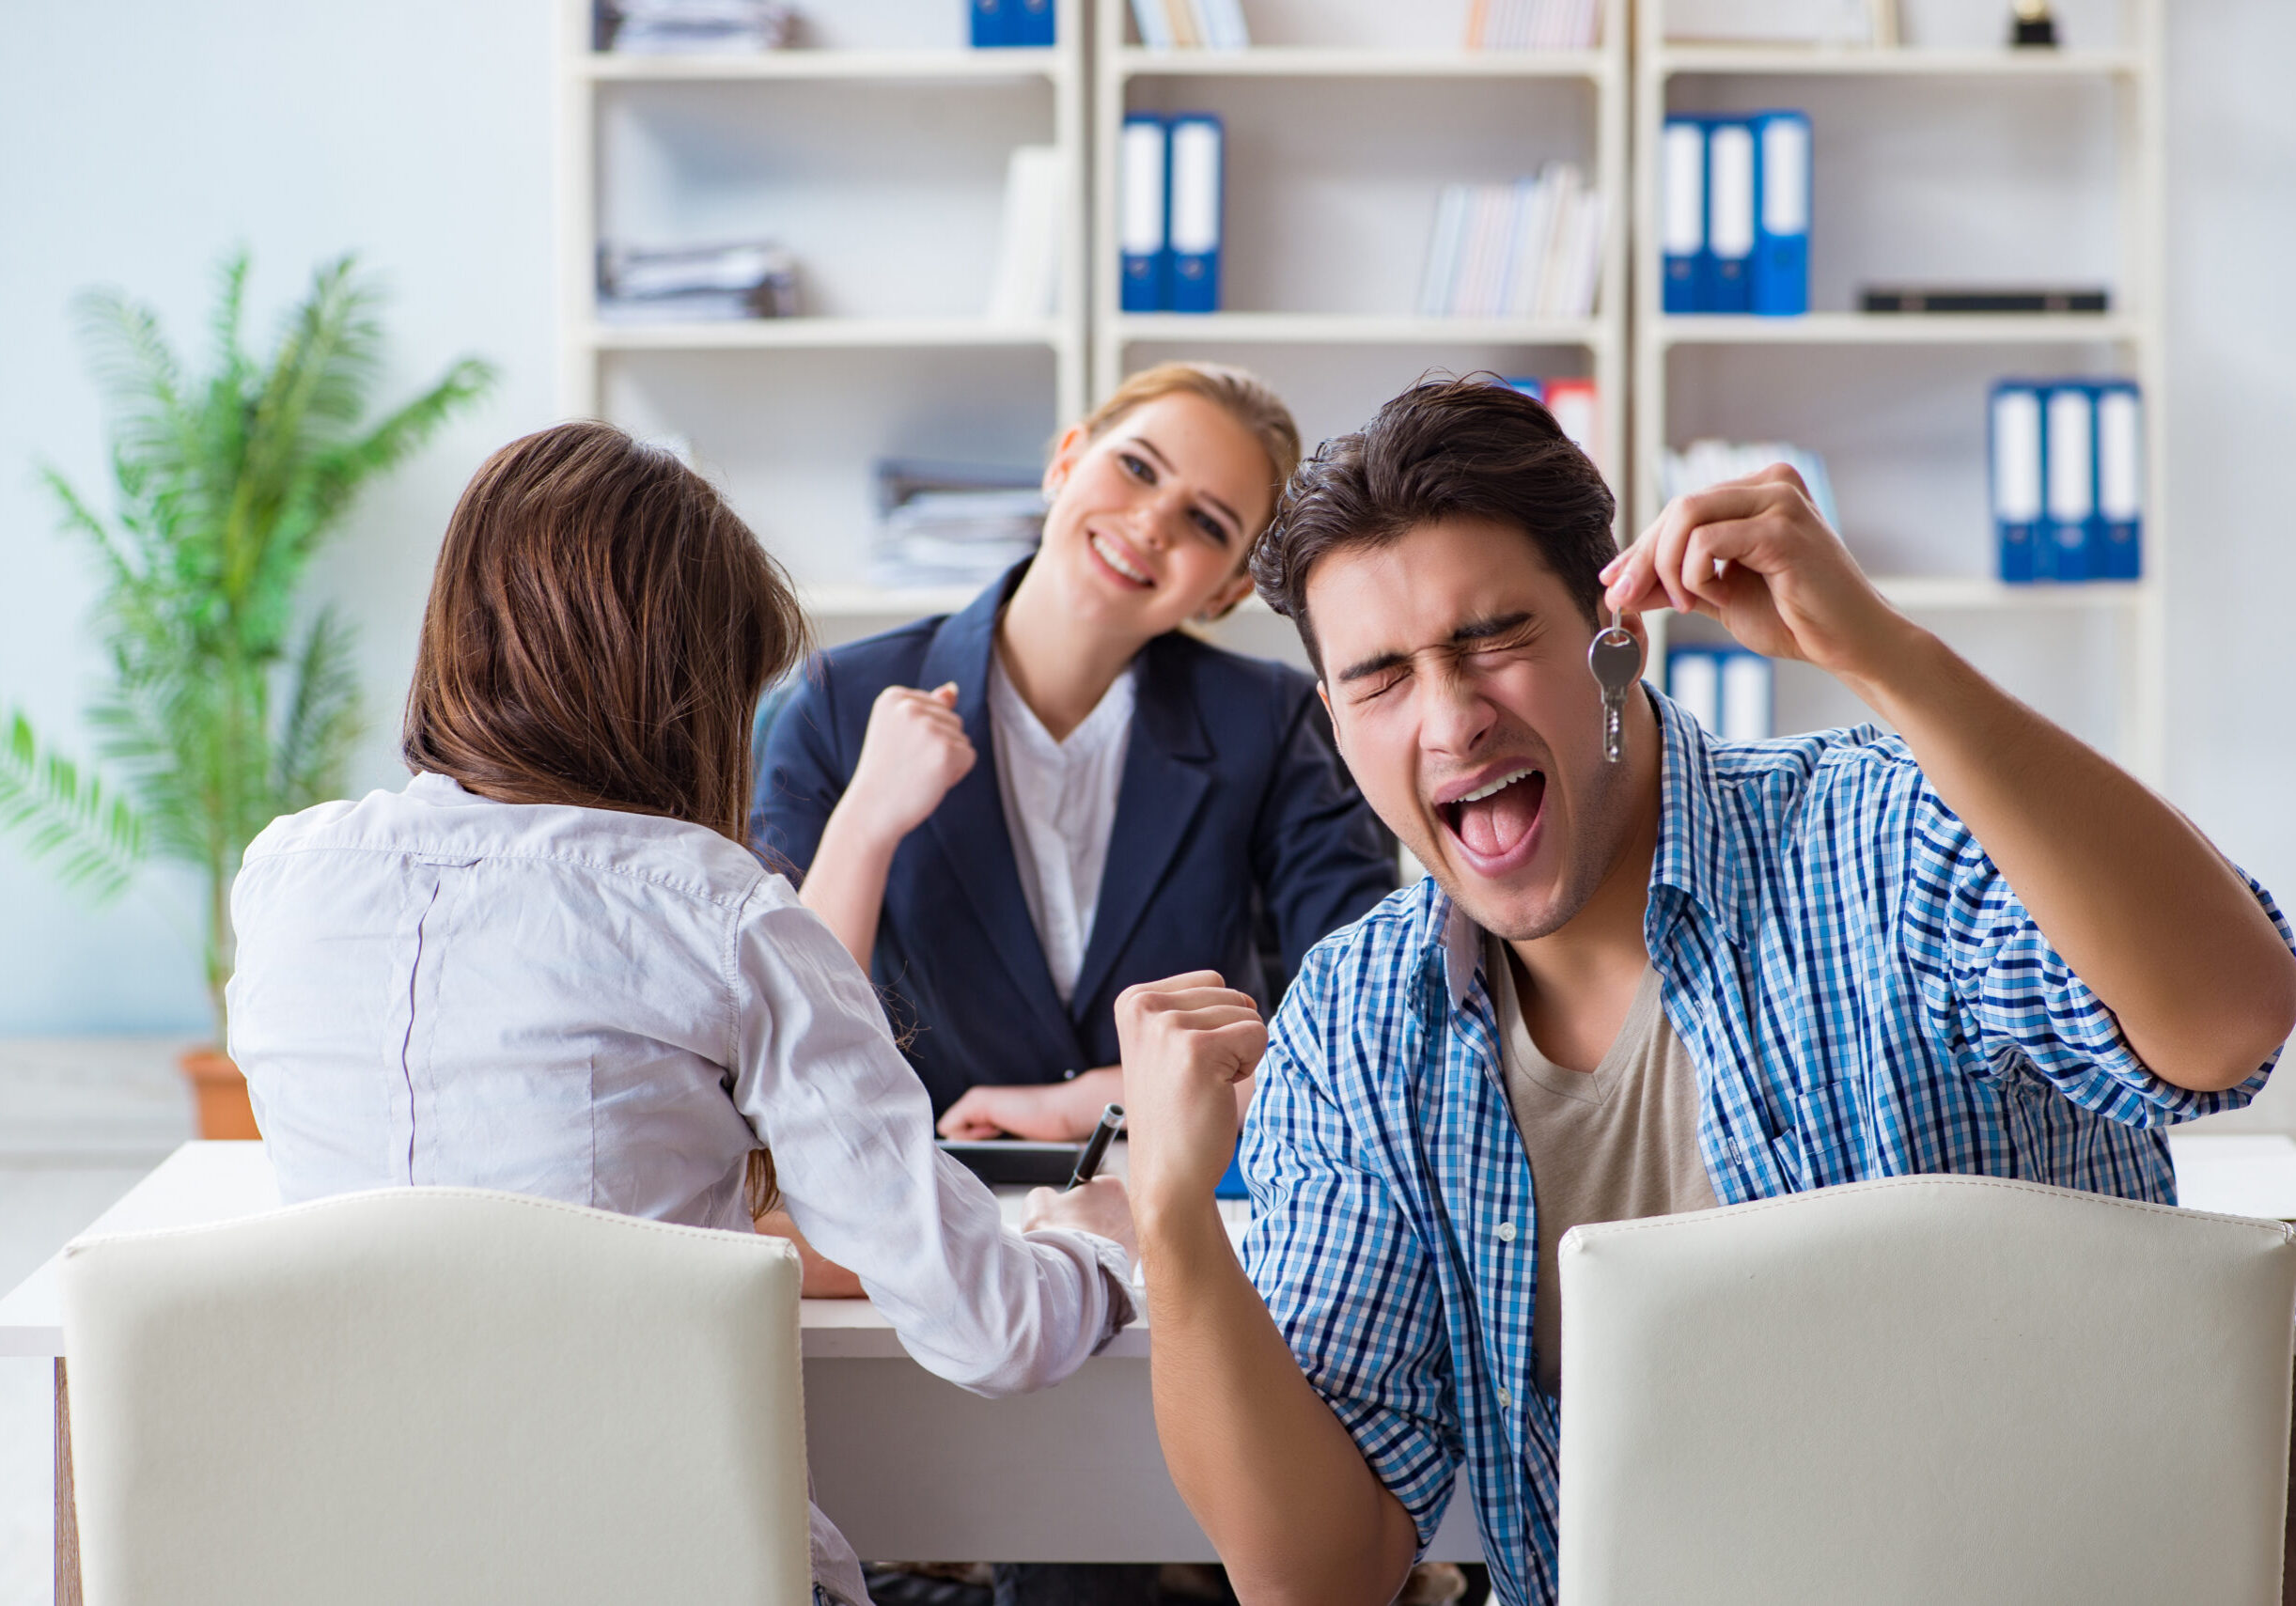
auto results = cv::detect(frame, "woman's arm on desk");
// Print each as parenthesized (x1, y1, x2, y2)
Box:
(735, 885, 1135, 1393)
(940, 1065, 1254, 1142)
(799, 682, 974, 968)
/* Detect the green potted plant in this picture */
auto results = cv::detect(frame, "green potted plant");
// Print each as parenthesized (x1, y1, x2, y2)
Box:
(1, 251, 493, 1135)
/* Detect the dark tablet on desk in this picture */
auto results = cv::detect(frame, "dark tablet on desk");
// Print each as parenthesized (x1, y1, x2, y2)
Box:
(937, 1139, 1079, 1189)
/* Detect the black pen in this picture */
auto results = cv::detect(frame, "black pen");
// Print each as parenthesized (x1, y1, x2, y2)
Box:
(1064, 1103, 1125, 1191)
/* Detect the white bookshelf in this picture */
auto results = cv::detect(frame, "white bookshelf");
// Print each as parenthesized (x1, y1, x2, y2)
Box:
(554, 0, 1088, 630)
(1092, 0, 1632, 545)
(1632, 0, 2167, 780)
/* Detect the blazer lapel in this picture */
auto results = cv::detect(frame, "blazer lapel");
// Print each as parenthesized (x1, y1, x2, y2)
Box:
(918, 570, 1078, 1052)
(1070, 636, 1213, 1014)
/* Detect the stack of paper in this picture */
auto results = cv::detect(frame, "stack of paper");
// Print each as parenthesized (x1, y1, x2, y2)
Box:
(1466, 0, 1601, 49)
(1417, 165, 1603, 320)
(1130, 0, 1250, 49)
(986, 147, 1067, 323)
(599, 0, 796, 53)
(596, 242, 800, 322)
(870, 462, 1045, 590)
(1661, 439, 1839, 529)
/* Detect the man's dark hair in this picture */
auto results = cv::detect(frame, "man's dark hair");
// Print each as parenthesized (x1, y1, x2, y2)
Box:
(1250, 376, 1618, 674)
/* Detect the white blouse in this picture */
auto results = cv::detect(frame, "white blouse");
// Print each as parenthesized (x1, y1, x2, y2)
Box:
(226, 772, 1133, 1602)
(986, 651, 1136, 1006)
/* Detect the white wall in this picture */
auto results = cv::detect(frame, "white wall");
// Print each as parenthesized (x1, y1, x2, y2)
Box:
(2, 1, 2294, 1078)
(0, 0, 558, 1034)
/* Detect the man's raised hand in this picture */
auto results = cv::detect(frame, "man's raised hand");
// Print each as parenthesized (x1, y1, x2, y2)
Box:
(1600, 462, 1921, 689)
(1117, 972, 1267, 1226)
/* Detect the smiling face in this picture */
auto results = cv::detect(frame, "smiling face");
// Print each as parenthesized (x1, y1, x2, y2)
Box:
(1311, 516, 1653, 943)
(1034, 391, 1272, 639)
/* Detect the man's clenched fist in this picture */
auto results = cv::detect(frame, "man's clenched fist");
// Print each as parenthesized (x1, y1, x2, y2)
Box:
(1117, 971, 1268, 1227)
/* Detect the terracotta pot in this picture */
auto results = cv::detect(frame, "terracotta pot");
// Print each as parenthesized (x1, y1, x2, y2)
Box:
(179, 1048, 260, 1140)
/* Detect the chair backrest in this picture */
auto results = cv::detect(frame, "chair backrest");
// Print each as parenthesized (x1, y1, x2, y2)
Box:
(60, 1187, 810, 1606)
(1557, 1175, 2296, 1606)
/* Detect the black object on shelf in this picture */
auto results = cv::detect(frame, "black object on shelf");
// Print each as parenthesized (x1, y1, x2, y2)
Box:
(2009, 0, 2059, 47)
(1862, 288, 2108, 315)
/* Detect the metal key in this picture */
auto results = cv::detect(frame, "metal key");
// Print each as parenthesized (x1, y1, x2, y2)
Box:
(1587, 608, 1642, 763)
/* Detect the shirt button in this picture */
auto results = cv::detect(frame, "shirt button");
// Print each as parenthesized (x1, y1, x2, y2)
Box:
(1496, 1387, 1512, 1408)
(1496, 1221, 1517, 1243)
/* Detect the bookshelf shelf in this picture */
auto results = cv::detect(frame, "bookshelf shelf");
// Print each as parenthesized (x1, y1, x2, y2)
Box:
(1871, 577, 2149, 612)
(558, 0, 1088, 633)
(586, 318, 1069, 351)
(1632, 0, 2167, 777)
(1656, 46, 2144, 79)
(576, 48, 1065, 82)
(1094, 0, 1632, 501)
(1655, 313, 2139, 347)
(1115, 313, 1615, 349)
(1116, 46, 1610, 80)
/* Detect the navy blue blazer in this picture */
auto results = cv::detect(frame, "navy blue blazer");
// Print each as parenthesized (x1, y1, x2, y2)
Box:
(752, 567, 1395, 1116)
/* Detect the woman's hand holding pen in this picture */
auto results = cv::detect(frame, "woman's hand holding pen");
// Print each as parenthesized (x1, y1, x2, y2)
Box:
(1021, 1177, 1138, 1265)
(840, 681, 976, 849)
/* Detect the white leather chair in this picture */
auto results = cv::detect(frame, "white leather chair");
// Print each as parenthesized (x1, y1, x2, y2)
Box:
(58, 1187, 811, 1606)
(1557, 1175, 2296, 1606)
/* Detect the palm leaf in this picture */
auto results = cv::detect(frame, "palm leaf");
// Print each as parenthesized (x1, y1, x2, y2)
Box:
(273, 606, 364, 813)
(0, 710, 147, 900)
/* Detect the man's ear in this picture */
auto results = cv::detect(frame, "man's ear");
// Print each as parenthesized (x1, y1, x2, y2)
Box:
(1316, 679, 1340, 756)
(1042, 424, 1090, 502)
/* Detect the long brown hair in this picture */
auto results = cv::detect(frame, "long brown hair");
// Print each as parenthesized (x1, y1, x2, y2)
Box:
(403, 420, 806, 1215)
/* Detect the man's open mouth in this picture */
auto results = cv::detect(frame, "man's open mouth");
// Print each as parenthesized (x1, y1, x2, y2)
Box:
(1438, 767, 1547, 862)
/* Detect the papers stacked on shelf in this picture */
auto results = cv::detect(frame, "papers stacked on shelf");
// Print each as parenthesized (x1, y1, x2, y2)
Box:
(871, 461, 1045, 591)
(1130, 0, 1250, 49)
(985, 147, 1068, 323)
(1661, 439, 1839, 529)
(1466, 0, 1601, 49)
(1417, 164, 1603, 320)
(596, 242, 800, 322)
(597, 0, 796, 53)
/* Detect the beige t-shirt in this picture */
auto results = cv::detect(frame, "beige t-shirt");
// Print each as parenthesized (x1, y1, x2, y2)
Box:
(1485, 934, 1718, 1396)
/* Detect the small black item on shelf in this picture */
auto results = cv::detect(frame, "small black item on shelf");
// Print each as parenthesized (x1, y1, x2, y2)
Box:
(2009, 0, 2058, 47)
(1862, 287, 2107, 315)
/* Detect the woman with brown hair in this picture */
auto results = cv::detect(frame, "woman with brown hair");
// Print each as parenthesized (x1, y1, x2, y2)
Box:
(226, 421, 1135, 1606)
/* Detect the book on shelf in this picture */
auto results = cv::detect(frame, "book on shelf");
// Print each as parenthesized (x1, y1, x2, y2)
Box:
(1118, 114, 1224, 313)
(1988, 379, 2142, 583)
(1503, 377, 1602, 469)
(1666, 646, 1773, 741)
(1662, 439, 1838, 528)
(1465, 0, 1601, 49)
(596, 242, 800, 322)
(985, 146, 1067, 323)
(974, 0, 1055, 48)
(1661, 115, 1809, 316)
(1131, 0, 1250, 50)
(871, 461, 1045, 591)
(1417, 164, 1602, 320)
(1863, 288, 2110, 315)
(593, 0, 795, 53)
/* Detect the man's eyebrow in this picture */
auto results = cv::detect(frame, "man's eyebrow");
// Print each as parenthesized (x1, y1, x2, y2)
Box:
(1333, 612, 1538, 686)
(1449, 611, 1536, 644)
(1130, 434, 1242, 532)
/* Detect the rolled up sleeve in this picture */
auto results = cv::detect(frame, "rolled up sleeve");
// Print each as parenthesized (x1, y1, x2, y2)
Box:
(1240, 968, 1463, 1547)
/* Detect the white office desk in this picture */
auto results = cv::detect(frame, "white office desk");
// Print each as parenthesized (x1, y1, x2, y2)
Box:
(12, 1134, 2295, 1583)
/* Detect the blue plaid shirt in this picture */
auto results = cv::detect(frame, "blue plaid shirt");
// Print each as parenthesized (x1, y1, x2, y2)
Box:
(1237, 690, 2287, 1606)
